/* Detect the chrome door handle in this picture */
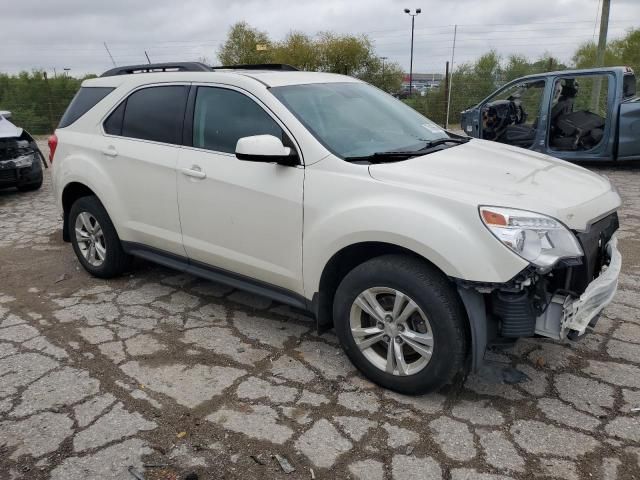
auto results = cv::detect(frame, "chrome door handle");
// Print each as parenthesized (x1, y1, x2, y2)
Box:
(180, 165, 206, 179)
(101, 146, 118, 157)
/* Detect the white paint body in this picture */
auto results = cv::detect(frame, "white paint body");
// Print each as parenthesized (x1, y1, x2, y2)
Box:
(52, 70, 621, 301)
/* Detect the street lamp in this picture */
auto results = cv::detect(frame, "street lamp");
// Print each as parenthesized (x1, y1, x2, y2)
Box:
(404, 8, 421, 97)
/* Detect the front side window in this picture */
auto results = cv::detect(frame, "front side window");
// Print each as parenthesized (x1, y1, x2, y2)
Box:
(105, 85, 188, 144)
(192, 87, 283, 154)
(271, 82, 449, 159)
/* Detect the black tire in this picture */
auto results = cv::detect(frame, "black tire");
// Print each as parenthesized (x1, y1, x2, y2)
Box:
(333, 254, 468, 395)
(68, 196, 131, 278)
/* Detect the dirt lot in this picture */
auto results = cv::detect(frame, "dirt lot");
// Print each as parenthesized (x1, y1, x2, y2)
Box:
(1, 158, 639, 480)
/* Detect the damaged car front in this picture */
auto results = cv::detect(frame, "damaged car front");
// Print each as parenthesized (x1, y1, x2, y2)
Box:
(455, 148, 622, 367)
(0, 111, 45, 191)
(368, 139, 622, 371)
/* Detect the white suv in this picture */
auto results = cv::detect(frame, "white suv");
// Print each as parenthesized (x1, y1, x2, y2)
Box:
(51, 62, 622, 394)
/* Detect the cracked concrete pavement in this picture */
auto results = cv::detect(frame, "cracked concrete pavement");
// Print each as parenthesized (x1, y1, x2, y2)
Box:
(0, 159, 639, 479)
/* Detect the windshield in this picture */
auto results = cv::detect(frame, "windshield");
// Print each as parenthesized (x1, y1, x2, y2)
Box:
(271, 82, 451, 159)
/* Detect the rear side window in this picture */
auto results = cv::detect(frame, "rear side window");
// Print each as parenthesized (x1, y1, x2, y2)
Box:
(104, 102, 125, 136)
(59, 87, 114, 128)
(193, 87, 283, 153)
(122, 86, 188, 144)
(104, 86, 188, 144)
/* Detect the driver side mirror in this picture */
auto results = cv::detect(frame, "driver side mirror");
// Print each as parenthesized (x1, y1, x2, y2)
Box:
(235, 135, 299, 166)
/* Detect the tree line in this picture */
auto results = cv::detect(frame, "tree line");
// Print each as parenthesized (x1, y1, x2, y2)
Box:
(1, 23, 637, 134)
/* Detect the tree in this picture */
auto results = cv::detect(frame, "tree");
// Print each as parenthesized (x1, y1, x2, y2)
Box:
(315, 32, 374, 76)
(215, 24, 404, 92)
(0, 70, 86, 134)
(271, 32, 320, 71)
(573, 28, 640, 78)
(217, 22, 273, 65)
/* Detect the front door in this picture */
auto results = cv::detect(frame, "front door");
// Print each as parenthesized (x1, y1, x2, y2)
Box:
(176, 86, 304, 294)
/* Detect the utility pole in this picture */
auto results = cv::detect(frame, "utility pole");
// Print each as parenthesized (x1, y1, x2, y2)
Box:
(404, 8, 421, 97)
(591, 0, 610, 113)
(144, 51, 151, 64)
(443, 61, 450, 128)
(43, 72, 55, 133)
(445, 24, 457, 129)
(380, 56, 388, 92)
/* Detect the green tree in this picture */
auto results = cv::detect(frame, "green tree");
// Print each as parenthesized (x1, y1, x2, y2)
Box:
(271, 32, 320, 70)
(217, 22, 273, 65)
(316, 32, 373, 75)
(573, 28, 640, 78)
(0, 71, 86, 134)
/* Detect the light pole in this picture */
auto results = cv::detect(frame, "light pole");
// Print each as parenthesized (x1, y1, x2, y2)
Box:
(380, 56, 388, 92)
(404, 8, 421, 97)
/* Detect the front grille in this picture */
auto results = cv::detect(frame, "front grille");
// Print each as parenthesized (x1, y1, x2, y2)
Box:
(0, 168, 18, 182)
(572, 212, 619, 293)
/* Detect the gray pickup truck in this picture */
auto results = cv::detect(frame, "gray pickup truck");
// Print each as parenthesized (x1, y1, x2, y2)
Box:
(461, 66, 639, 163)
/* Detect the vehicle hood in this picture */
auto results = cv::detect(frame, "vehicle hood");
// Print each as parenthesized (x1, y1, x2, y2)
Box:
(0, 116, 22, 139)
(368, 139, 621, 231)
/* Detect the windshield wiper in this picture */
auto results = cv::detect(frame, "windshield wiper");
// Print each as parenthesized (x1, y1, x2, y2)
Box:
(344, 137, 471, 163)
(418, 137, 471, 150)
(344, 150, 424, 163)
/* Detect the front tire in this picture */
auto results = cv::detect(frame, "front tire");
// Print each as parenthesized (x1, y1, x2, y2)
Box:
(333, 254, 468, 394)
(68, 196, 130, 278)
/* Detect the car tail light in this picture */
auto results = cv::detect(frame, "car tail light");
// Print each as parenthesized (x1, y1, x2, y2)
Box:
(48, 134, 58, 164)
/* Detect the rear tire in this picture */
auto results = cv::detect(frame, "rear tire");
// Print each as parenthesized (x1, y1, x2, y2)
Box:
(68, 196, 130, 278)
(333, 254, 468, 394)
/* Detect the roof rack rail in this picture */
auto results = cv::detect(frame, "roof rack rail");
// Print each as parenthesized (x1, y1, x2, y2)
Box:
(100, 62, 213, 77)
(211, 64, 299, 71)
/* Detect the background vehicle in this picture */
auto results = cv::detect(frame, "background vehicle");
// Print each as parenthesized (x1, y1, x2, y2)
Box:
(0, 110, 45, 191)
(460, 66, 639, 162)
(51, 63, 621, 394)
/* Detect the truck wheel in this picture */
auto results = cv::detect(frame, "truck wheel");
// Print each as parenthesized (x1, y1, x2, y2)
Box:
(69, 196, 130, 278)
(333, 254, 468, 394)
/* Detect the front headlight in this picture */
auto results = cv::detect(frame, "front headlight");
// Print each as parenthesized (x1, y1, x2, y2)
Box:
(13, 153, 35, 168)
(479, 206, 583, 268)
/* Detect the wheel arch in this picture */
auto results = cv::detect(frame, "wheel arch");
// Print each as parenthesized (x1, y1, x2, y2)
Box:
(312, 241, 459, 327)
(61, 182, 99, 242)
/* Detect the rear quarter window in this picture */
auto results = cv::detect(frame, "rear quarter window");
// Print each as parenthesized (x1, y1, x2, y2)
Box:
(58, 87, 114, 128)
(623, 74, 636, 98)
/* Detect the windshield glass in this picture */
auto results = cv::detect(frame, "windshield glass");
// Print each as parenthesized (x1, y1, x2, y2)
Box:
(271, 82, 450, 159)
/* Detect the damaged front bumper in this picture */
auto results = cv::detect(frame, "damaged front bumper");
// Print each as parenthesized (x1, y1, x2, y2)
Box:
(458, 223, 621, 372)
(535, 235, 621, 340)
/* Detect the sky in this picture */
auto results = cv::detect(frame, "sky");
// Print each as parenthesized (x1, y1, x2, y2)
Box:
(1, 0, 638, 76)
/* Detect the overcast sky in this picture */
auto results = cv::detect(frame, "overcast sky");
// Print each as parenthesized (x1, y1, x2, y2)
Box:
(1, 0, 638, 76)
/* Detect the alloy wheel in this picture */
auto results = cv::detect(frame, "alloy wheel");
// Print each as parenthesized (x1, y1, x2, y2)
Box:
(349, 286, 434, 376)
(74, 212, 106, 267)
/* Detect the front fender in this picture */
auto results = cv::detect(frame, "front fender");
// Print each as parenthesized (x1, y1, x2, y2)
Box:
(303, 186, 529, 296)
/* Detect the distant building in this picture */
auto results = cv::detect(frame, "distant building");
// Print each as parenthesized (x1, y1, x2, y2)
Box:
(402, 73, 444, 90)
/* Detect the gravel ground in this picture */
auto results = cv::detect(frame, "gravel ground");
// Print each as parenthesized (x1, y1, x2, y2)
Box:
(0, 156, 639, 479)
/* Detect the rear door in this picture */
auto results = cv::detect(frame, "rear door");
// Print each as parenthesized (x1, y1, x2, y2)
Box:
(102, 84, 189, 255)
(176, 85, 304, 294)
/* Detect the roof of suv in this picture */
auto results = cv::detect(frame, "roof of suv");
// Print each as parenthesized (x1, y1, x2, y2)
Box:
(83, 69, 360, 89)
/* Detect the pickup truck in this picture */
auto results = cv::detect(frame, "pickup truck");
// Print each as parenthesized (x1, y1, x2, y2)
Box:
(461, 66, 639, 162)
